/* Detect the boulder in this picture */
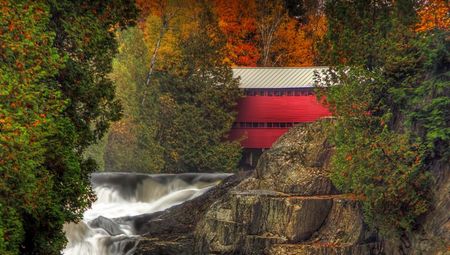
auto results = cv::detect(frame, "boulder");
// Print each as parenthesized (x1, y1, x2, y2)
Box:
(251, 122, 336, 195)
(89, 216, 125, 236)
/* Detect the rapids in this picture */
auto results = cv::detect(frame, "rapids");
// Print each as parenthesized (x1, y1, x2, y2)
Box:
(63, 172, 231, 255)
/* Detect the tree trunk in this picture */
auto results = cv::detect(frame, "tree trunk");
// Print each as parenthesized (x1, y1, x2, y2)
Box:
(141, 16, 170, 106)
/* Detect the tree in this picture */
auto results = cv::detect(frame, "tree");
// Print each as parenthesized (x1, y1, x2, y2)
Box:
(49, 0, 138, 151)
(317, 0, 395, 67)
(140, 0, 181, 106)
(0, 2, 66, 253)
(104, 27, 164, 172)
(317, 0, 448, 239)
(154, 2, 242, 172)
(271, 13, 327, 66)
(252, 0, 327, 67)
(255, 0, 289, 66)
(0, 0, 137, 254)
(214, 0, 260, 66)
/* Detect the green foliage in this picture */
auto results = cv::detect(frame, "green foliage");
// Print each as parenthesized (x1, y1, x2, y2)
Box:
(320, 68, 432, 236)
(318, 0, 448, 237)
(0, 0, 137, 254)
(318, 0, 416, 68)
(153, 3, 242, 172)
(0, 2, 66, 253)
(48, 0, 138, 150)
(385, 30, 450, 158)
(103, 27, 164, 172)
(101, 2, 242, 173)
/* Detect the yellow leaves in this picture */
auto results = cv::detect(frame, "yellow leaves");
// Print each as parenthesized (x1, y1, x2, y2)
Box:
(1, 3, 10, 15)
(414, 155, 421, 165)
(170, 150, 179, 161)
(109, 119, 137, 139)
(35, 7, 44, 15)
(142, 14, 183, 71)
(0, 115, 12, 126)
(24, 32, 31, 40)
(373, 175, 383, 182)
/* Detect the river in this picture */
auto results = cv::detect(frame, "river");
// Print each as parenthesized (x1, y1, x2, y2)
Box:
(62, 172, 231, 255)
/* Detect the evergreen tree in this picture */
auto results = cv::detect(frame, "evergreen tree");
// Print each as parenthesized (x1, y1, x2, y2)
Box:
(0, 2, 66, 253)
(0, 0, 137, 254)
(317, 0, 449, 237)
(154, 2, 242, 172)
(318, 0, 393, 67)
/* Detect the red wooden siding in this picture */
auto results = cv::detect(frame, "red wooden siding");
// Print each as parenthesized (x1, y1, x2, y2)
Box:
(229, 94, 331, 149)
(235, 95, 330, 123)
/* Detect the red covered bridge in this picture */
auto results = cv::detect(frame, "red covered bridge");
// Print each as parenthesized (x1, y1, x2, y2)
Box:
(229, 67, 332, 167)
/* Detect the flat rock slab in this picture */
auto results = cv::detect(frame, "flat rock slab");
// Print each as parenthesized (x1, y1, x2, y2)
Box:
(268, 242, 385, 255)
(195, 191, 334, 254)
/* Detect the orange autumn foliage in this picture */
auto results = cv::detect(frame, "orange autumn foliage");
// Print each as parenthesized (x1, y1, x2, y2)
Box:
(416, 0, 450, 32)
(273, 14, 327, 66)
(214, 0, 259, 66)
(135, 0, 328, 67)
(135, 0, 152, 18)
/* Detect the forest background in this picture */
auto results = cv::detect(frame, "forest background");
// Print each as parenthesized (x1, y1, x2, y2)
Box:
(0, 0, 448, 254)
(88, 0, 448, 175)
(87, 0, 330, 174)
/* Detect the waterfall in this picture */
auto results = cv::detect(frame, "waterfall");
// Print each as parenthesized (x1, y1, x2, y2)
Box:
(63, 172, 231, 255)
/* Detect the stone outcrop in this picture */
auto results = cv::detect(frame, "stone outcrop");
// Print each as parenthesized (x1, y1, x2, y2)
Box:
(242, 122, 336, 195)
(194, 121, 382, 255)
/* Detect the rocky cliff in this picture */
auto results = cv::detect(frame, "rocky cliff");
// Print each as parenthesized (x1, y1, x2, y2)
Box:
(132, 121, 449, 254)
(194, 121, 382, 255)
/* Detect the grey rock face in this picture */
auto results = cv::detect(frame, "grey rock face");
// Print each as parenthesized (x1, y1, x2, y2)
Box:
(252, 122, 336, 195)
(195, 192, 334, 254)
(268, 242, 384, 255)
(89, 216, 125, 236)
(130, 172, 253, 255)
(194, 121, 382, 255)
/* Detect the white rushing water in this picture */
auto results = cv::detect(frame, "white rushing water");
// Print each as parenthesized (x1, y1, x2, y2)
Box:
(63, 172, 231, 255)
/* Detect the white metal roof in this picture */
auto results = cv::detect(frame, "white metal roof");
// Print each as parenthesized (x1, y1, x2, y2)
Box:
(232, 67, 329, 89)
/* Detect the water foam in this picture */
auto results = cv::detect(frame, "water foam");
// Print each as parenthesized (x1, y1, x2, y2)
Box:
(63, 172, 230, 255)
